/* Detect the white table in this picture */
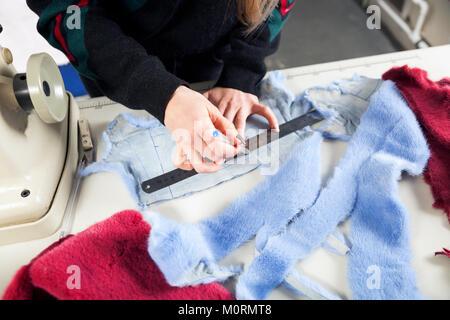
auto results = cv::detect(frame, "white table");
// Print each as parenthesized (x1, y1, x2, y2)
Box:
(1, 45, 449, 299)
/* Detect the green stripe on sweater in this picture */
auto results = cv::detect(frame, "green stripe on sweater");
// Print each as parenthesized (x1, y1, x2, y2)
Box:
(268, 9, 288, 41)
(62, 4, 98, 79)
(268, 0, 295, 41)
(37, 0, 98, 79)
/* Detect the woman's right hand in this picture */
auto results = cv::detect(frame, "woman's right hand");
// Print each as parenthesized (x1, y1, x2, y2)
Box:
(164, 85, 242, 173)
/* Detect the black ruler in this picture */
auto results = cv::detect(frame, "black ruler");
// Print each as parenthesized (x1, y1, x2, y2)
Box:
(141, 111, 321, 194)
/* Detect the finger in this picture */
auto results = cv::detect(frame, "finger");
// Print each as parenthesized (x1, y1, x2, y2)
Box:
(223, 101, 239, 123)
(194, 119, 216, 145)
(194, 121, 240, 161)
(202, 91, 209, 99)
(234, 110, 250, 138)
(171, 127, 191, 144)
(173, 143, 194, 171)
(251, 103, 280, 131)
(200, 136, 241, 162)
(207, 105, 240, 146)
(190, 148, 224, 173)
(178, 161, 194, 171)
(217, 98, 229, 114)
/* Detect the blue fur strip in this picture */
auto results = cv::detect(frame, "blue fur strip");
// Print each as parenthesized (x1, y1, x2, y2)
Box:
(146, 79, 429, 300)
(235, 81, 429, 299)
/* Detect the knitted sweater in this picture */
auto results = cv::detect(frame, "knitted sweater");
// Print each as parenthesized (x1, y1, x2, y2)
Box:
(26, 0, 295, 123)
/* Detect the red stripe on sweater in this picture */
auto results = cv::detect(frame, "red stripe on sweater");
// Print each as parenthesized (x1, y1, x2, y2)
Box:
(280, 0, 295, 16)
(53, 1, 89, 62)
(54, 13, 75, 61)
(78, 0, 89, 7)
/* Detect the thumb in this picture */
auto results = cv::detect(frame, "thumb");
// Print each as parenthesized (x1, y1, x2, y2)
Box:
(207, 104, 239, 145)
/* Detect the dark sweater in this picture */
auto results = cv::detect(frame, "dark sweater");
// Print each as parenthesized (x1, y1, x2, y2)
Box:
(26, 0, 295, 123)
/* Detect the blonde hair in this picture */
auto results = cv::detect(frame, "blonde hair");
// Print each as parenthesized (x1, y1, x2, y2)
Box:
(237, 0, 279, 35)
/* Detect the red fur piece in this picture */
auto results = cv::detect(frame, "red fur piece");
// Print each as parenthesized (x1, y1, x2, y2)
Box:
(435, 248, 450, 258)
(2, 210, 234, 300)
(383, 66, 450, 223)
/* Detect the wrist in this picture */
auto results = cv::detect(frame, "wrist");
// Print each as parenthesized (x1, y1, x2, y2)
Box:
(164, 85, 189, 126)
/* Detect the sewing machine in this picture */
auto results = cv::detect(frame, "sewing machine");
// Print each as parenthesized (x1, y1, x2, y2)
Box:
(0, 44, 449, 299)
(0, 48, 79, 245)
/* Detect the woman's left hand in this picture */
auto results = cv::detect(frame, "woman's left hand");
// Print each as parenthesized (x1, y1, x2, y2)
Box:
(203, 87, 279, 137)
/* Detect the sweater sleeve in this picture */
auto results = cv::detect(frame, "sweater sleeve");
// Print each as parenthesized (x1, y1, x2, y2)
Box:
(215, 0, 296, 95)
(26, 0, 188, 124)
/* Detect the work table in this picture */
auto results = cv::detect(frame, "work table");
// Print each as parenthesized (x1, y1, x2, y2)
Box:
(1, 45, 449, 299)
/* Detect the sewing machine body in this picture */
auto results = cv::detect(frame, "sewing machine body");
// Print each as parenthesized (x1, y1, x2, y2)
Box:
(0, 47, 79, 245)
(0, 45, 449, 299)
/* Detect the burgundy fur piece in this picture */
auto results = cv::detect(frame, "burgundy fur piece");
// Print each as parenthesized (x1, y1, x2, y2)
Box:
(2, 210, 233, 300)
(383, 66, 450, 223)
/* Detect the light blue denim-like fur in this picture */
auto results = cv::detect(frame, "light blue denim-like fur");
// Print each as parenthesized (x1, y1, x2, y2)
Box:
(79, 72, 317, 209)
(79, 71, 381, 210)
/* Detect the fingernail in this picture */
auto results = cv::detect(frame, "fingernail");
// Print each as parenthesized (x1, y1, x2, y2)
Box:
(236, 134, 245, 145)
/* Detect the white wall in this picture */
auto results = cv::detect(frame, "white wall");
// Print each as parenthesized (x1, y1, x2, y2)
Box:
(0, 0, 69, 72)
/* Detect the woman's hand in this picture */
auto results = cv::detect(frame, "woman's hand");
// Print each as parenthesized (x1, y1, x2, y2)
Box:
(203, 87, 279, 137)
(164, 85, 242, 173)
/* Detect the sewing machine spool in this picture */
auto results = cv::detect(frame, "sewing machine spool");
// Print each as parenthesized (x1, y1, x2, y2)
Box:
(13, 53, 68, 123)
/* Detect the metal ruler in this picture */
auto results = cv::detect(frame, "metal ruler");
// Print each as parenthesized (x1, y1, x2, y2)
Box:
(141, 111, 322, 194)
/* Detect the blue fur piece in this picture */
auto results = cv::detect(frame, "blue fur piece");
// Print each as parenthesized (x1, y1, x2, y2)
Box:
(284, 270, 343, 300)
(235, 81, 429, 300)
(146, 75, 428, 300)
(145, 131, 324, 286)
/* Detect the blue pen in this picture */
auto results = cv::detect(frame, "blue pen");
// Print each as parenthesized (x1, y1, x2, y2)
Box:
(212, 130, 245, 145)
